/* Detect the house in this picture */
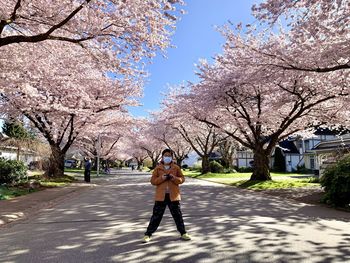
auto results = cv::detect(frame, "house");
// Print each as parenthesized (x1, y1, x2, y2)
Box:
(277, 140, 302, 172)
(236, 149, 254, 168)
(0, 145, 40, 165)
(312, 135, 350, 177)
(181, 151, 199, 167)
(236, 129, 343, 172)
(181, 151, 226, 168)
(0, 132, 45, 165)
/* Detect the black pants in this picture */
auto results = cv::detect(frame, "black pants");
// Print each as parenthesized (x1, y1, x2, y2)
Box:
(84, 169, 90, 183)
(145, 193, 186, 236)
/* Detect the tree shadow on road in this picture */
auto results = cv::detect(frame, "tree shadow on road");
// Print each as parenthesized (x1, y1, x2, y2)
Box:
(0, 173, 349, 262)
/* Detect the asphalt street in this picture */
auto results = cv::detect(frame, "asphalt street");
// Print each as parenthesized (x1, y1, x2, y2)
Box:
(1, 170, 350, 263)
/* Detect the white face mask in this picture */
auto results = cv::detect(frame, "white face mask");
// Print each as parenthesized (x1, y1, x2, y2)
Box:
(163, 156, 172, 164)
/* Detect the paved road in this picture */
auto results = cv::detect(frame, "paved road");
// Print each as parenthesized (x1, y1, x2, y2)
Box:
(1, 170, 350, 263)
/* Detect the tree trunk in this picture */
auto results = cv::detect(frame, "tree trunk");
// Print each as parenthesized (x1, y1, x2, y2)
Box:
(137, 159, 143, 170)
(46, 145, 65, 177)
(221, 157, 230, 169)
(16, 146, 21, 161)
(176, 157, 185, 167)
(250, 146, 271, 181)
(201, 155, 210, 174)
(151, 159, 158, 170)
(93, 156, 98, 170)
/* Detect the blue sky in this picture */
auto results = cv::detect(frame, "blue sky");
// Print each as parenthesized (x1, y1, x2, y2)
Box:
(129, 0, 260, 117)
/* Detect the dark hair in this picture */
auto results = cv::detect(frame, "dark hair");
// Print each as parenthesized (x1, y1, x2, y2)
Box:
(162, 149, 173, 156)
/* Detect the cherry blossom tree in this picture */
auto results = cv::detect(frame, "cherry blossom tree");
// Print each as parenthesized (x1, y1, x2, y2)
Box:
(74, 112, 133, 170)
(250, 0, 350, 129)
(186, 28, 347, 180)
(131, 119, 164, 169)
(125, 143, 149, 170)
(0, 41, 140, 177)
(147, 116, 191, 166)
(158, 89, 227, 174)
(0, 0, 183, 66)
(251, 0, 349, 73)
(217, 138, 239, 169)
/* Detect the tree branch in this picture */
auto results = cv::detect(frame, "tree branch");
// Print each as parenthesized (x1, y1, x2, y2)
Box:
(0, 0, 91, 47)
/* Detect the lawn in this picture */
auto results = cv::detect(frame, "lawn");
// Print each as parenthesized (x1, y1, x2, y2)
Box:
(0, 174, 77, 200)
(65, 168, 97, 175)
(183, 170, 320, 190)
(0, 186, 38, 200)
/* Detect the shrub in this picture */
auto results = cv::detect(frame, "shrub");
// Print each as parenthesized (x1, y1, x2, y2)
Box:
(191, 162, 202, 171)
(237, 166, 253, 173)
(0, 158, 28, 185)
(182, 164, 189, 169)
(209, 161, 224, 173)
(223, 167, 237, 173)
(320, 154, 350, 207)
(273, 147, 286, 172)
(28, 159, 50, 170)
(295, 164, 313, 174)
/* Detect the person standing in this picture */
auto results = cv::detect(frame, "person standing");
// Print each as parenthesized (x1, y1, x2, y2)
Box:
(84, 157, 91, 183)
(143, 149, 191, 243)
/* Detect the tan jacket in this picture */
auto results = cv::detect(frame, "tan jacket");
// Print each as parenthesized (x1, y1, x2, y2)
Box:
(150, 163, 185, 201)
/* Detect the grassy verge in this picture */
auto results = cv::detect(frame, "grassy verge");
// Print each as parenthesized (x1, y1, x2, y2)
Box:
(183, 170, 320, 190)
(38, 174, 77, 187)
(65, 168, 97, 175)
(0, 186, 38, 200)
(0, 173, 77, 200)
(228, 179, 319, 190)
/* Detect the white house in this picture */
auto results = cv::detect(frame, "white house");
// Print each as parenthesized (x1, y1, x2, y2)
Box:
(236, 129, 343, 172)
(0, 145, 40, 165)
(0, 132, 42, 165)
(236, 149, 254, 168)
(312, 135, 350, 177)
(181, 151, 199, 167)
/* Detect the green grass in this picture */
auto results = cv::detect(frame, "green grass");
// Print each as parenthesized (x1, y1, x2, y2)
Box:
(0, 186, 38, 200)
(229, 179, 319, 190)
(183, 170, 320, 190)
(0, 174, 77, 200)
(38, 174, 77, 187)
(183, 171, 310, 179)
(65, 168, 97, 175)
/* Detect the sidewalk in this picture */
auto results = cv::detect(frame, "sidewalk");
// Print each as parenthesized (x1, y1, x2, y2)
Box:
(0, 182, 93, 227)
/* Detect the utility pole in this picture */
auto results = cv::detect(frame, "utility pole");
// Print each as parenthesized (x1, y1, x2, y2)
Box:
(96, 133, 101, 177)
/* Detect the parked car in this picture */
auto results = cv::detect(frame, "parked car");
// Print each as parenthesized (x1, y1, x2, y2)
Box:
(64, 160, 77, 168)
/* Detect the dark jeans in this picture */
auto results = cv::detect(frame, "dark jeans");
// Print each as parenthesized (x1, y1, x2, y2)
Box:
(145, 193, 186, 236)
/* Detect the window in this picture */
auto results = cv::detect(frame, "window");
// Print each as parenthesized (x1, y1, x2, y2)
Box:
(310, 157, 315, 169)
(305, 140, 310, 150)
(296, 140, 301, 148)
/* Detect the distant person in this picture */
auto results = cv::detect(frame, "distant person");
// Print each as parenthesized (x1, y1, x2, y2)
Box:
(84, 157, 91, 183)
(104, 164, 111, 174)
(143, 149, 191, 243)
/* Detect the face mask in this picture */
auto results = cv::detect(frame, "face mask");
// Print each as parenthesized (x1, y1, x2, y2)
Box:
(163, 157, 172, 164)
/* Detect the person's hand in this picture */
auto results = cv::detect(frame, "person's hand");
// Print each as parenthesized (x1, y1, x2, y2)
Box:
(162, 174, 168, 180)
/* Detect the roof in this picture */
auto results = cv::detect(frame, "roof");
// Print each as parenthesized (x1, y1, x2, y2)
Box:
(209, 152, 222, 160)
(0, 132, 9, 140)
(278, 140, 300, 154)
(313, 128, 339, 136)
(0, 145, 37, 155)
(313, 136, 350, 152)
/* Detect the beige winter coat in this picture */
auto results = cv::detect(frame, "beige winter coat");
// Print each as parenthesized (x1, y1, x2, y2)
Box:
(150, 163, 185, 201)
